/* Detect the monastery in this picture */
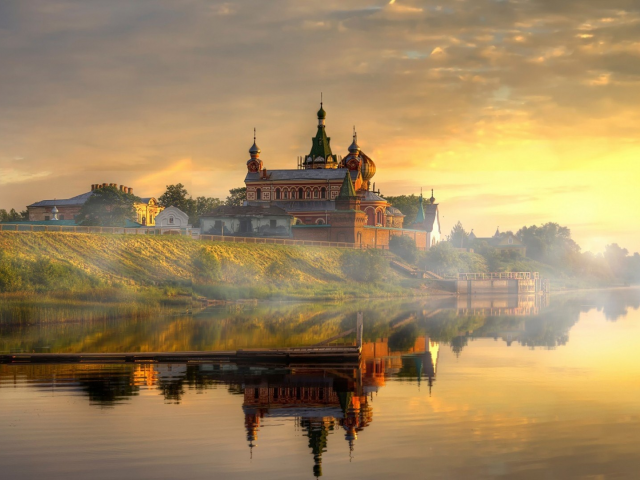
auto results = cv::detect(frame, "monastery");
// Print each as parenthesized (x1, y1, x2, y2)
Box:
(204, 102, 442, 250)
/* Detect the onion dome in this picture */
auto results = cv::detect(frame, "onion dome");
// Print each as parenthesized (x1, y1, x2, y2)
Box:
(317, 104, 326, 120)
(359, 151, 376, 183)
(429, 188, 436, 204)
(51, 206, 59, 214)
(249, 128, 260, 158)
(348, 127, 360, 154)
(249, 141, 260, 156)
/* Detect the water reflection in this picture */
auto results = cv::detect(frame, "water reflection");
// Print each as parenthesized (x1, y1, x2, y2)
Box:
(2, 288, 640, 357)
(2, 289, 640, 479)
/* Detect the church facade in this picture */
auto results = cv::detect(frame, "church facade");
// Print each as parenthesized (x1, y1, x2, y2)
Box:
(241, 103, 440, 249)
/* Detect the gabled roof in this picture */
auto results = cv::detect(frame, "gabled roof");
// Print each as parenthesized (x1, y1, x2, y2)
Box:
(28, 191, 157, 208)
(27, 191, 94, 208)
(245, 169, 359, 183)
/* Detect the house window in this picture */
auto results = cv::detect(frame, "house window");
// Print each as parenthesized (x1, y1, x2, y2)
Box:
(508, 237, 513, 244)
(169, 216, 174, 225)
(298, 188, 304, 199)
(59, 215, 64, 220)
(313, 189, 319, 199)
(275, 188, 281, 200)
(256, 188, 262, 200)
(284, 190, 288, 199)
(270, 220, 277, 229)
(44, 216, 50, 221)
(376, 210, 383, 225)
(316, 218, 325, 225)
(214, 220, 223, 233)
(306, 190, 311, 199)
(321, 187, 326, 199)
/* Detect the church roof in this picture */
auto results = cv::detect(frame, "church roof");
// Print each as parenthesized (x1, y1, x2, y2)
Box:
(385, 206, 405, 217)
(414, 195, 426, 223)
(361, 191, 386, 202)
(337, 171, 357, 198)
(245, 169, 359, 183)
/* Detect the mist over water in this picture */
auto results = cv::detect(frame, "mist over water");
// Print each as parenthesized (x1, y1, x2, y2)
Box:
(1, 288, 639, 479)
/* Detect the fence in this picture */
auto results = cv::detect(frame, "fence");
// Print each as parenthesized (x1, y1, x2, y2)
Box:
(0, 224, 384, 250)
(457, 272, 539, 281)
(0, 224, 193, 236)
(199, 234, 379, 249)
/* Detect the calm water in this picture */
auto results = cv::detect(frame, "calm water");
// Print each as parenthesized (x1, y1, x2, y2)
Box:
(1, 289, 640, 479)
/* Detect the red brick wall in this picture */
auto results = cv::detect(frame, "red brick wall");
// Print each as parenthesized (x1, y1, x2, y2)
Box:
(292, 226, 331, 242)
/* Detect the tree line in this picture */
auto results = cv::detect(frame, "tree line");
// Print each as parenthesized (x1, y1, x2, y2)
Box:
(389, 220, 640, 285)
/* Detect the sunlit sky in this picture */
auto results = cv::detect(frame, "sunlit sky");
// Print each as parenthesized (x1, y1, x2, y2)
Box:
(1, 0, 639, 252)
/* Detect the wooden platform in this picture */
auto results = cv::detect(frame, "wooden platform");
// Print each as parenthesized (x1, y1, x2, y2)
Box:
(0, 346, 361, 366)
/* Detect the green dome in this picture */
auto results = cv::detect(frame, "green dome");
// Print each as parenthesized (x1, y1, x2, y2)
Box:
(317, 106, 326, 119)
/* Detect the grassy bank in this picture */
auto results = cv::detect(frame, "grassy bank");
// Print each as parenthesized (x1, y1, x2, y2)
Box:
(0, 232, 413, 300)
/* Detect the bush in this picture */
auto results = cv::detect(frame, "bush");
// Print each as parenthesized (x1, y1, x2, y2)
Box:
(341, 250, 388, 282)
(192, 248, 221, 282)
(389, 235, 418, 264)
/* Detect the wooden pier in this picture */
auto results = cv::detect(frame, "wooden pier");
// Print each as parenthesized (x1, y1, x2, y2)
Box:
(0, 346, 361, 366)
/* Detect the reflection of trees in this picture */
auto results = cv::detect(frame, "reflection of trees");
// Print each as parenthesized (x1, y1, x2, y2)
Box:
(75, 368, 139, 407)
(388, 324, 418, 351)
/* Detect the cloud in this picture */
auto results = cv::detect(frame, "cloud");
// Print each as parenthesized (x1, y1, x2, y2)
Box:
(1, 0, 640, 249)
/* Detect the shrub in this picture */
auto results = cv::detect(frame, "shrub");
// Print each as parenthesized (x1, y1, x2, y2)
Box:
(389, 235, 418, 264)
(341, 250, 388, 282)
(192, 248, 221, 282)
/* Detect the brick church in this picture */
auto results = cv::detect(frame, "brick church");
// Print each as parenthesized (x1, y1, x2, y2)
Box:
(238, 102, 442, 249)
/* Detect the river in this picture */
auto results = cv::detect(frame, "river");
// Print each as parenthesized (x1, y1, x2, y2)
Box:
(1, 288, 639, 479)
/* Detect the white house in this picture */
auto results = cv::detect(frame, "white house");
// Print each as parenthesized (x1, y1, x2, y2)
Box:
(154, 206, 190, 229)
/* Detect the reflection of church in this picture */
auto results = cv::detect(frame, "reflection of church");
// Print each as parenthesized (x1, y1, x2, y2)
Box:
(242, 370, 373, 477)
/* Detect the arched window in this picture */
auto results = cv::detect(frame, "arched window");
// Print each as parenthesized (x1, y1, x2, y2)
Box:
(306, 189, 311, 199)
(275, 188, 281, 200)
(321, 187, 326, 199)
(313, 188, 319, 199)
(256, 188, 262, 200)
(298, 188, 304, 199)
(366, 208, 375, 226)
(357, 233, 362, 244)
(376, 210, 383, 225)
(316, 218, 325, 225)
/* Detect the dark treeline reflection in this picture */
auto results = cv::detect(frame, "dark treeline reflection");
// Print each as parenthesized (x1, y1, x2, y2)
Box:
(1, 288, 639, 357)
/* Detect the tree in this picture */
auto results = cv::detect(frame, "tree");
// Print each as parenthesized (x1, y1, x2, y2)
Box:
(389, 235, 418, 264)
(158, 184, 221, 226)
(196, 196, 223, 218)
(76, 186, 140, 226)
(225, 187, 246, 206)
(517, 223, 581, 270)
(383, 194, 419, 226)
(0, 208, 25, 222)
(158, 184, 197, 217)
(449, 221, 468, 248)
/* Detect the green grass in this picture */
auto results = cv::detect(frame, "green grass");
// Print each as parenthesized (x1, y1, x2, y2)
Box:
(0, 232, 418, 300)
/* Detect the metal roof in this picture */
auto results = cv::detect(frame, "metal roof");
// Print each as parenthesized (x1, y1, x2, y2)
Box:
(245, 169, 359, 183)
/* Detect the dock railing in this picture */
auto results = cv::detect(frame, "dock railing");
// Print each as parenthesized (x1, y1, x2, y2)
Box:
(457, 272, 539, 281)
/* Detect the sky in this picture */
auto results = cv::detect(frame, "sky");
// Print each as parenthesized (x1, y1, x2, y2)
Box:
(1, 0, 639, 252)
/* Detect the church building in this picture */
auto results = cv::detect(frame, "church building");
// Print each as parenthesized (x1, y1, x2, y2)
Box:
(239, 102, 441, 249)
